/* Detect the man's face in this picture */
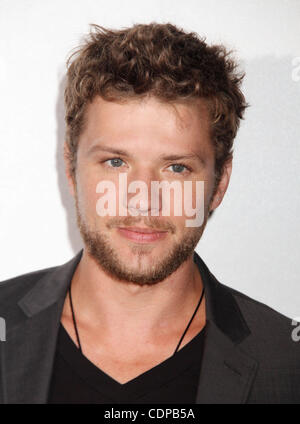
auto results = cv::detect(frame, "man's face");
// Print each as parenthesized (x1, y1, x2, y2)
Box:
(66, 95, 230, 285)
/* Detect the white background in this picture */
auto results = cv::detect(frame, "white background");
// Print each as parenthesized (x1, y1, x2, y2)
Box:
(0, 0, 299, 319)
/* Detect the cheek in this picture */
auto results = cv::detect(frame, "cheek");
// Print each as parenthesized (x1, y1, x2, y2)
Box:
(180, 176, 213, 215)
(204, 178, 215, 208)
(76, 169, 101, 216)
(78, 170, 125, 221)
(201, 168, 216, 206)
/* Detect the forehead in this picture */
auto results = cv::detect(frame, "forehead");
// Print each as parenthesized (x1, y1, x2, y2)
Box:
(79, 95, 212, 156)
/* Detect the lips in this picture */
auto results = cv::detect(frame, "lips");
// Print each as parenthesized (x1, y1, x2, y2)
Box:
(118, 226, 167, 234)
(117, 226, 168, 243)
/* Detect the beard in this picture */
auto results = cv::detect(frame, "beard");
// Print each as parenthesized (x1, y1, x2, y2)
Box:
(74, 194, 209, 286)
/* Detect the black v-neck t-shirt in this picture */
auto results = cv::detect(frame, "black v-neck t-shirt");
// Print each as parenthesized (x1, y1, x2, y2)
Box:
(47, 323, 205, 404)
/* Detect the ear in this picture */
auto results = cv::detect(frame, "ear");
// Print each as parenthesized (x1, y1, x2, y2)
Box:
(209, 157, 232, 212)
(63, 142, 76, 197)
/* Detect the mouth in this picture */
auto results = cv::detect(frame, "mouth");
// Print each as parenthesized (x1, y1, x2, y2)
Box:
(117, 226, 168, 243)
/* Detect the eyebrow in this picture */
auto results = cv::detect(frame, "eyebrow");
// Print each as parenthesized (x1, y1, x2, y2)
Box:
(87, 145, 129, 157)
(160, 153, 204, 162)
(87, 145, 206, 166)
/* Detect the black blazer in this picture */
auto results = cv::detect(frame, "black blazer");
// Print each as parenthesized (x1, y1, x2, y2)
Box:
(0, 249, 299, 404)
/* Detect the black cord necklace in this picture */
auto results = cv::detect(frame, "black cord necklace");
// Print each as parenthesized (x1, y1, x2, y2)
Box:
(68, 282, 205, 356)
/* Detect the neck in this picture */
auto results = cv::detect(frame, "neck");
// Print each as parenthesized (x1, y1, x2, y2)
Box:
(66, 248, 205, 344)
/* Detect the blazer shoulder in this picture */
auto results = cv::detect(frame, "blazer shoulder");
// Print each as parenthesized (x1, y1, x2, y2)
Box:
(219, 281, 300, 366)
(224, 282, 293, 324)
(208, 270, 293, 325)
(0, 264, 59, 306)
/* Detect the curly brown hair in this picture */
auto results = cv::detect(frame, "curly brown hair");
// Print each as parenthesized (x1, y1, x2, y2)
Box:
(64, 22, 248, 194)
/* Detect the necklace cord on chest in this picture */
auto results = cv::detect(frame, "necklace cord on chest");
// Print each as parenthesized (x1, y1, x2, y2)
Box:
(172, 286, 205, 355)
(68, 283, 205, 357)
(68, 284, 82, 354)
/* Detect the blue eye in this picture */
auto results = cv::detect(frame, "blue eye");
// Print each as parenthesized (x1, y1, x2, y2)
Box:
(106, 158, 124, 167)
(169, 164, 189, 174)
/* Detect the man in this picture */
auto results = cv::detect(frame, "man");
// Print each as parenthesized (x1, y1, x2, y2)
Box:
(0, 22, 299, 404)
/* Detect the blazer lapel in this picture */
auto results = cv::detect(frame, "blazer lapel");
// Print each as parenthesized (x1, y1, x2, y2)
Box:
(3, 298, 64, 403)
(2, 250, 83, 404)
(193, 252, 258, 404)
(195, 320, 258, 404)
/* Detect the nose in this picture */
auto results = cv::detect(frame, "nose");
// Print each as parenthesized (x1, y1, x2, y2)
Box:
(124, 169, 162, 216)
